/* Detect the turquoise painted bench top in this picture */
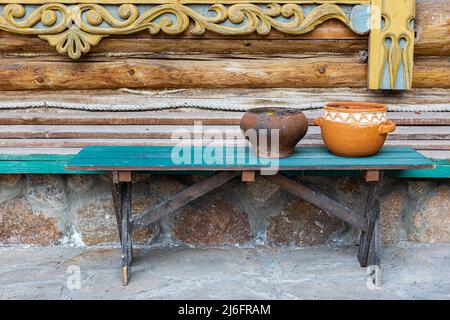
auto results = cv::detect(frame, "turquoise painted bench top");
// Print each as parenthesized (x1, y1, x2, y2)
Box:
(0, 146, 448, 177)
(66, 146, 434, 172)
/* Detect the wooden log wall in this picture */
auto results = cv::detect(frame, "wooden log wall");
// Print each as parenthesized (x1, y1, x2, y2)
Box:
(0, 0, 448, 91)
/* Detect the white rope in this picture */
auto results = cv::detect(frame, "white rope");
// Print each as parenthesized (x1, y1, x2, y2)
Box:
(0, 100, 449, 112)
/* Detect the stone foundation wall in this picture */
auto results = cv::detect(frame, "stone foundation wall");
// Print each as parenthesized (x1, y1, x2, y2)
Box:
(0, 174, 449, 247)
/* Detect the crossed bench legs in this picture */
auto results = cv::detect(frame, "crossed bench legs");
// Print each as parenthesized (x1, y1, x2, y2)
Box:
(111, 170, 382, 286)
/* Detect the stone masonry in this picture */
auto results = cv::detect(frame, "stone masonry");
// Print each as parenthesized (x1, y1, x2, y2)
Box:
(0, 174, 449, 247)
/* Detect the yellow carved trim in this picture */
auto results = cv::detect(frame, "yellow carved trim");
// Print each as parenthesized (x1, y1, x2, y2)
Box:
(0, 2, 365, 56)
(368, 0, 416, 90)
(39, 27, 105, 59)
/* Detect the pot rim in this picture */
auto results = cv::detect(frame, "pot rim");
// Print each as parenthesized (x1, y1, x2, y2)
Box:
(246, 107, 304, 116)
(325, 101, 387, 113)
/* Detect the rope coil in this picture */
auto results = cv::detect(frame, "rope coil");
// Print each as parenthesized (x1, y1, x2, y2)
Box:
(0, 100, 449, 112)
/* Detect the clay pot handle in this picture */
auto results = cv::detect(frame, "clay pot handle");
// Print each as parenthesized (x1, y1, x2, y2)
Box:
(314, 118, 323, 126)
(379, 121, 396, 134)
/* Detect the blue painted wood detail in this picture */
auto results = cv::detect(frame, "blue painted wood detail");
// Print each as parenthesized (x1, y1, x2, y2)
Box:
(350, 4, 370, 34)
(1, 3, 372, 31)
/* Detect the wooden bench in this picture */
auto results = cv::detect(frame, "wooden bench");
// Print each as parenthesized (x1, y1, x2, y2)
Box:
(66, 145, 434, 285)
(0, 89, 448, 286)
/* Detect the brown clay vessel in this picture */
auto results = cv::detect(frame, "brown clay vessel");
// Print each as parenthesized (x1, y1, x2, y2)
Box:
(240, 107, 308, 158)
(314, 102, 396, 157)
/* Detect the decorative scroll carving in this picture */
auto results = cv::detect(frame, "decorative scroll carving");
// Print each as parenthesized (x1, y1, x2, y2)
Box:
(368, 0, 416, 90)
(0, 0, 416, 90)
(40, 28, 105, 59)
(0, 1, 371, 59)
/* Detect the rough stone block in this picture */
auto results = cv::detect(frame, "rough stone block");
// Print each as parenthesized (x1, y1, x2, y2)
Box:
(245, 176, 280, 203)
(268, 198, 344, 246)
(67, 175, 95, 194)
(407, 180, 436, 199)
(75, 197, 154, 245)
(0, 174, 23, 202)
(408, 185, 450, 243)
(25, 175, 67, 220)
(380, 190, 404, 246)
(0, 197, 61, 245)
(335, 177, 368, 211)
(173, 200, 252, 245)
(149, 175, 186, 198)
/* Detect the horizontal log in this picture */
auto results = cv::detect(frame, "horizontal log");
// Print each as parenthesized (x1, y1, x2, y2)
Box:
(0, 0, 447, 56)
(0, 125, 448, 140)
(0, 55, 368, 90)
(0, 55, 448, 90)
(0, 37, 367, 56)
(0, 111, 448, 126)
(413, 58, 450, 88)
(414, 0, 450, 56)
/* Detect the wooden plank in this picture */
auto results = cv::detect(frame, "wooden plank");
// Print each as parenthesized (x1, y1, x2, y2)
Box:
(0, 148, 81, 155)
(242, 171, 255, 182)
(418, 150, 450, 160)
(366, 141, 450, 150)
(71, 145, 428, 158)
(0, 111, 244, 125)
(0, 111, 448, 126)
(0, 56, 448, 90)
(363, 170, 380, 182)
(390, 160, 450, 178)
(0, 139, 448, 154)
(0, 125, 447, 140)
(0, 36, 368, 56)
(66, 146, 434, 171)
(1, 88, 449, 106)
(0, 153, 101, 174)
(113, 171, 132, 183)
(0, 148, 445, 176)
(0, 147, 445, 162)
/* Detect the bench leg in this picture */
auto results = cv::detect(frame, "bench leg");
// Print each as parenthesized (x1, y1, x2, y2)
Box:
(358, 173, 382, 270)
(120, 181, 133, 286)
(112, 177, 133, 286)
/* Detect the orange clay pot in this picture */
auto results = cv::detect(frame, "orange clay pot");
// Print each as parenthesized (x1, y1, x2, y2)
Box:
(314, 102, 396, 157)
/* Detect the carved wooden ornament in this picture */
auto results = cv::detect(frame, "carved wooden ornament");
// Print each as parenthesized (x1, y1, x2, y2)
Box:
(0, 0, 416, 90)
